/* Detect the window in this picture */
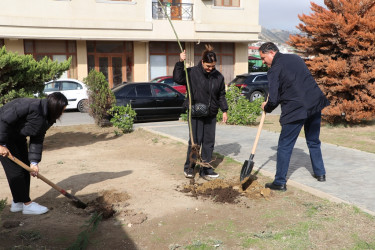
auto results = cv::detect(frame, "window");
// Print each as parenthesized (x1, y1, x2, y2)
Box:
(136, 85, 152, 97)
(87, 41, 134, 88)
(194, 42, 235, 82)
(61, 81, 81, 90)
(214, 0, 240, 7)
(44, 82, 60, 92)
(152, 84, 176, 98)
(149, 42, 182, 80)
(24, 40, 77, 79)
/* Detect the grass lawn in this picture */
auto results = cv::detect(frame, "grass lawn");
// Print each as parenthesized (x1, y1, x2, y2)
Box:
(258, 115, 375, 154)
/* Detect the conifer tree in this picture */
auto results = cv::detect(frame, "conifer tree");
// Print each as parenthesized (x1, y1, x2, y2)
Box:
(288, 0, 375, 123)
(0, 46, 71, 105)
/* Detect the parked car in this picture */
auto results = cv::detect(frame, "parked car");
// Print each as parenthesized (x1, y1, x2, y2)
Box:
(151, 76, 187, 94)
(112, 82, 185, 122)
(228, 72, 269, 101)
(43, 79, 88, 112)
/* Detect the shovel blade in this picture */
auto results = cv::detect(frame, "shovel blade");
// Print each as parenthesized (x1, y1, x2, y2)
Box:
(240, 160, 254, 182)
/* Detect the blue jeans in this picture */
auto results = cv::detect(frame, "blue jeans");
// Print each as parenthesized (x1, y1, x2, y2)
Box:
(274, 111, 326, 185)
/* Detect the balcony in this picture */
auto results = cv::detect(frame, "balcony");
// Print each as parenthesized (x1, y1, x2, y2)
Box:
(152, 2, 193, 21)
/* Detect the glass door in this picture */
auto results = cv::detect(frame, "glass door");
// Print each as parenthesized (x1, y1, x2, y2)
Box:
(97, 56, 124, 88)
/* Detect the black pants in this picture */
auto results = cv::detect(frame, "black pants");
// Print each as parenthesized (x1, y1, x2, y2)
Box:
(0, 136, 31, 203)
(184, 115, 217, 170)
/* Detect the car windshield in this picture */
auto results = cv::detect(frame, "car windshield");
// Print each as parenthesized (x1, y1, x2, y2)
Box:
(151, 77, 161, 82)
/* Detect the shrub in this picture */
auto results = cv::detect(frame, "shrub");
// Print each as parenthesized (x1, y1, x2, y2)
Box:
(83, 70, 116, 126)
(0, 46, 70, 106)
(107, 105, 136, 134)
(217, 85, 263, 125)
(180, 86, 263, 125)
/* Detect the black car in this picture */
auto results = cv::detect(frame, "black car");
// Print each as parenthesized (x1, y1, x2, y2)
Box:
(228, 72, 269, 101)
(112, 82, 185, 121)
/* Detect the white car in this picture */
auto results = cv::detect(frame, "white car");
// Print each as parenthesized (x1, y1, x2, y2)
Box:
(44, 79, 88, 112)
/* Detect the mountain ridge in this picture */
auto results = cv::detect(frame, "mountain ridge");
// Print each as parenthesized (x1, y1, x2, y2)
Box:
(259, 27, 297, 45)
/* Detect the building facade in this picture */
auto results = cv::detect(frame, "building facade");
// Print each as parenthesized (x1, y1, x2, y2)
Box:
(0, 0, 260, 88)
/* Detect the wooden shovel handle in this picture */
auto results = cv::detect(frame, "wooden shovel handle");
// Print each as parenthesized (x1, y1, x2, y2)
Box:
(251, 110, 266, 155)
(8, 155, 65, 194)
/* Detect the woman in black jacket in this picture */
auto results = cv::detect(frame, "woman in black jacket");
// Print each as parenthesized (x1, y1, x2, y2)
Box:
(0, 92, 68, 214)
(173, 44, 228, 179)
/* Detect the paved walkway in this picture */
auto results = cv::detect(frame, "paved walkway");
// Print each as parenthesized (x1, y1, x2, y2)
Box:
(135, 120, 375, 215)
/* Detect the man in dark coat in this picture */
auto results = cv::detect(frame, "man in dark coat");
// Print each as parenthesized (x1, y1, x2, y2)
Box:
(259, 42, 330, 191)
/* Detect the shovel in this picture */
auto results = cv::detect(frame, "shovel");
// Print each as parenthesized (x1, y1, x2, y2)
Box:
(8, 155, 87, 209)
(240, 109, 266, 182)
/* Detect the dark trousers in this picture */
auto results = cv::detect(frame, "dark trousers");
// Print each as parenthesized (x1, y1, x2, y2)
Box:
(0, 136, 31, 203)
(184, 115, 217, 170)
(274, 111, 326, 185)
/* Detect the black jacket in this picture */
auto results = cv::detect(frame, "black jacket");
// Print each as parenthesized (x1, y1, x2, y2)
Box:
(0, 98, 52, 163)
(173, 61, 228, 116)
(265, 52, 330, 125)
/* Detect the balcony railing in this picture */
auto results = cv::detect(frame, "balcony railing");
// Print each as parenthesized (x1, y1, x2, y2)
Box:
(152, 2, 193, 21)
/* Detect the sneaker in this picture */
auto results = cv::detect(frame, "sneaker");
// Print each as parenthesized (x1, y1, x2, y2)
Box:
(10, 201, 23, 212)
(184, 168, 194, 178)
(200, 167, 219, 178)
(22, 202, 49, 215)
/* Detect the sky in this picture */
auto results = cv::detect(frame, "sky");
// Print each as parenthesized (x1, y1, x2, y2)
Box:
(259, 0, 326, 31)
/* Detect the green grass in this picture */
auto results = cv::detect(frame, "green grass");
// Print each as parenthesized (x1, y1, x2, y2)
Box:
(242, 221, 319, 249)
(17, 230, 42, 241)
(0, 198, 7, 212)
(185, 239, 223, 250)
(351, 234, 375, 249)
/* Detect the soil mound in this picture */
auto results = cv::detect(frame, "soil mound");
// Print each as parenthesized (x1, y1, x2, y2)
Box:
(180, 176, 271, 203)
(85, 189, 131, 219)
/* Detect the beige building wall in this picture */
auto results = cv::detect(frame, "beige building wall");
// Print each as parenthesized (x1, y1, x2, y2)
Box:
(0, 0, 261, 82)
(76, 41, 88, 81)
(0, 0, 259, 42)
(234, 43, 249, 76)
(133, 42, 149, 82)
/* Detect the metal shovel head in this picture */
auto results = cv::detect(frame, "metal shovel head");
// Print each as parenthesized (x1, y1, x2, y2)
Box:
(240, 159, 254, 182)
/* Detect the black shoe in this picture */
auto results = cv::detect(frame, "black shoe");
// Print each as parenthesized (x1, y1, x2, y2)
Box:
(200, 167, 219, 179)
(314, 175, 326, 182)
(265, 182, 287, 191)
(184, 168, 194, 178)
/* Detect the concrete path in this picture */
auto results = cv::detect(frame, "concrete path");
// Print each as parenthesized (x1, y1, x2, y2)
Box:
(135, 119, 375, 215)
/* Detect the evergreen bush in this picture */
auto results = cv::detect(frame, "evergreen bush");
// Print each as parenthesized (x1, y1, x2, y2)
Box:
(180, 86, 263, 125)
(217, 85, 263, 125)
(83, 70, 116, 126)
(0, 46, 70, 105)
(107, 105, 136, 134)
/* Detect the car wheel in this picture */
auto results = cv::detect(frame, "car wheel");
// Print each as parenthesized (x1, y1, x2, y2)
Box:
(77, 99, 88, 113)
(250, 91, 264, 101)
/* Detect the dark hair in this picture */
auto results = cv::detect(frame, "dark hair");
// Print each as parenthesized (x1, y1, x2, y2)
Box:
(201, 44, 217, 63)
(259, 42, 279, 54)
(47, 92, 68, 123)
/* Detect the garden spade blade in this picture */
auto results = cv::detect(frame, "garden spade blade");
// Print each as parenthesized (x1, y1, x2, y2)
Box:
(240, 154, 255, 182)
(239, 110, 266, 182)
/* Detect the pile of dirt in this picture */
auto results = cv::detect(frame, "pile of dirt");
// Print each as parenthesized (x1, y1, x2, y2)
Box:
(84, 189, 131, 219)
(180, 176, 272, 203)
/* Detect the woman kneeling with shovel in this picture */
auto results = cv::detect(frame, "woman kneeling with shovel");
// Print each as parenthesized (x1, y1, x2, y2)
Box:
(0, 92, 68, 215)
